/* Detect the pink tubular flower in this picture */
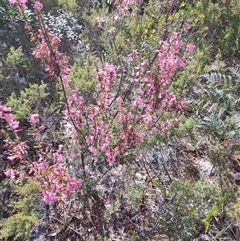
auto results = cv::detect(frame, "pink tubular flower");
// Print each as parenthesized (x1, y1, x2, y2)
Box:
(36, 162, 47, 170)
(186, 43, 196, 54)
(42, 190, 57, 203)
(125, 0, 137, 5)
(20, 0, 28, 7)
(0, 106, 20, 132)
(183, 18, 192, 32)
(4, 169, 16, 178)
(34, 1, 43, 11)
(73, 180, 82, 189)
(30, 114, 39, 124)
(89, 146, 98, 155)
(9, 0, 28, 8)
(6, 117, 19, 130)
(104, 63, 116, 80)
(96, 15, 108, 28)
(9, 0, 17, 4)
(2, 106, 11, 112)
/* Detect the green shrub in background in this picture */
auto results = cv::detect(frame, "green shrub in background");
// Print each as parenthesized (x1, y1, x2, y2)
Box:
(57, 0, 77, 10)
(1, 45, 26, 103)
(38, 0, 58, 11)
(0, 180, 40, 240)
(0, 0, 15, 29)
(156, 179, 224, 240)
(68, 55, 96, 95)
(126, 183, 144, 205)
(79, 0, 173, 66)
(6, 46, 23, 66)
(171, 116, 196, 137)
(7, 82, 49, 120)
(1, 44, 49, 103)
(188, 0, 240, 62)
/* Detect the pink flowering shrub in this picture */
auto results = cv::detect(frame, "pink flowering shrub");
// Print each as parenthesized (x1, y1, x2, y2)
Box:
(0, 105, 82, 203)
(5, 0, 195, 202)
(67, 33, 191, 166)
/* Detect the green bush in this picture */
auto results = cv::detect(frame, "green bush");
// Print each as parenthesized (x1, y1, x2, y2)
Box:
(7, 82, 49, 120)
(189, 0, 240, 62)
(156, 179, 224, 240)
(68, 55, 97, 95)
(0, 180, 40, 240)
(6, 46, 23, 66)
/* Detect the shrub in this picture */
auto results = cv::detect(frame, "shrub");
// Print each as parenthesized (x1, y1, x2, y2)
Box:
(7, 82, 49, 120)
(0, 180, 40, 240)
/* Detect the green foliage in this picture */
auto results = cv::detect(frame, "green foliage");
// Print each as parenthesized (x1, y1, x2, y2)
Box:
(172, 46, 214, 96)
(190, 0, 240, 61)
(0, 61, 3, 84)
(171, 179, 222, 217)
(80, 0, 171, 66)
(0, 180, 40, 240)
(203, 187, 232, 232)
(156, 179, 224, 239)
(57, 0, 77, 10)
(150, 178, 169, 198)
(191, 66, 240, 140)
(39, 0, 58, 10)
(171, 116, 196, 136)
(123, 10, 160, 53)
(7, 82, 49, 120)
(6, 46, 23, 66)
(68, 56, 96, 95)
(0, 213, 38, 240)
(0, 0, 14, 29)
(227, 190, 240, 218)
(126, 183, 144, 204)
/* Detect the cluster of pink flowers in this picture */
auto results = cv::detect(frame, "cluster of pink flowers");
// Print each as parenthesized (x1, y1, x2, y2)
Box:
(0, 105, 20, 133)
(9, 0, 27, 8)
(34, 1, 43, 11)
(4, 1, 82, 203)
(1, 104, 82, 202)
(9, 0, 42, 11)
(67, 35, 191, 166)
(5, 0, 196, 201)
(30, 113, 39, 125)
(67, 28, 194, 166)
(31, 150, 82, 202)
(113, 0, 138, 7)
(32, 29, 71, 80)
(0, 105, 29, 168)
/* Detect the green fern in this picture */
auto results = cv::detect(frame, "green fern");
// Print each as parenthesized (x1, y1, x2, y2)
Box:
(229, 66, 240, 79)
(190, 66, 240, 139)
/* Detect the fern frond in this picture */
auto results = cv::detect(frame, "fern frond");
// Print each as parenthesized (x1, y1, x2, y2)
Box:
(230, 114, 240, 132)
(197, 116, 227, 136)
(229, 66, 240, 79)
(201, 72, 232, 84)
